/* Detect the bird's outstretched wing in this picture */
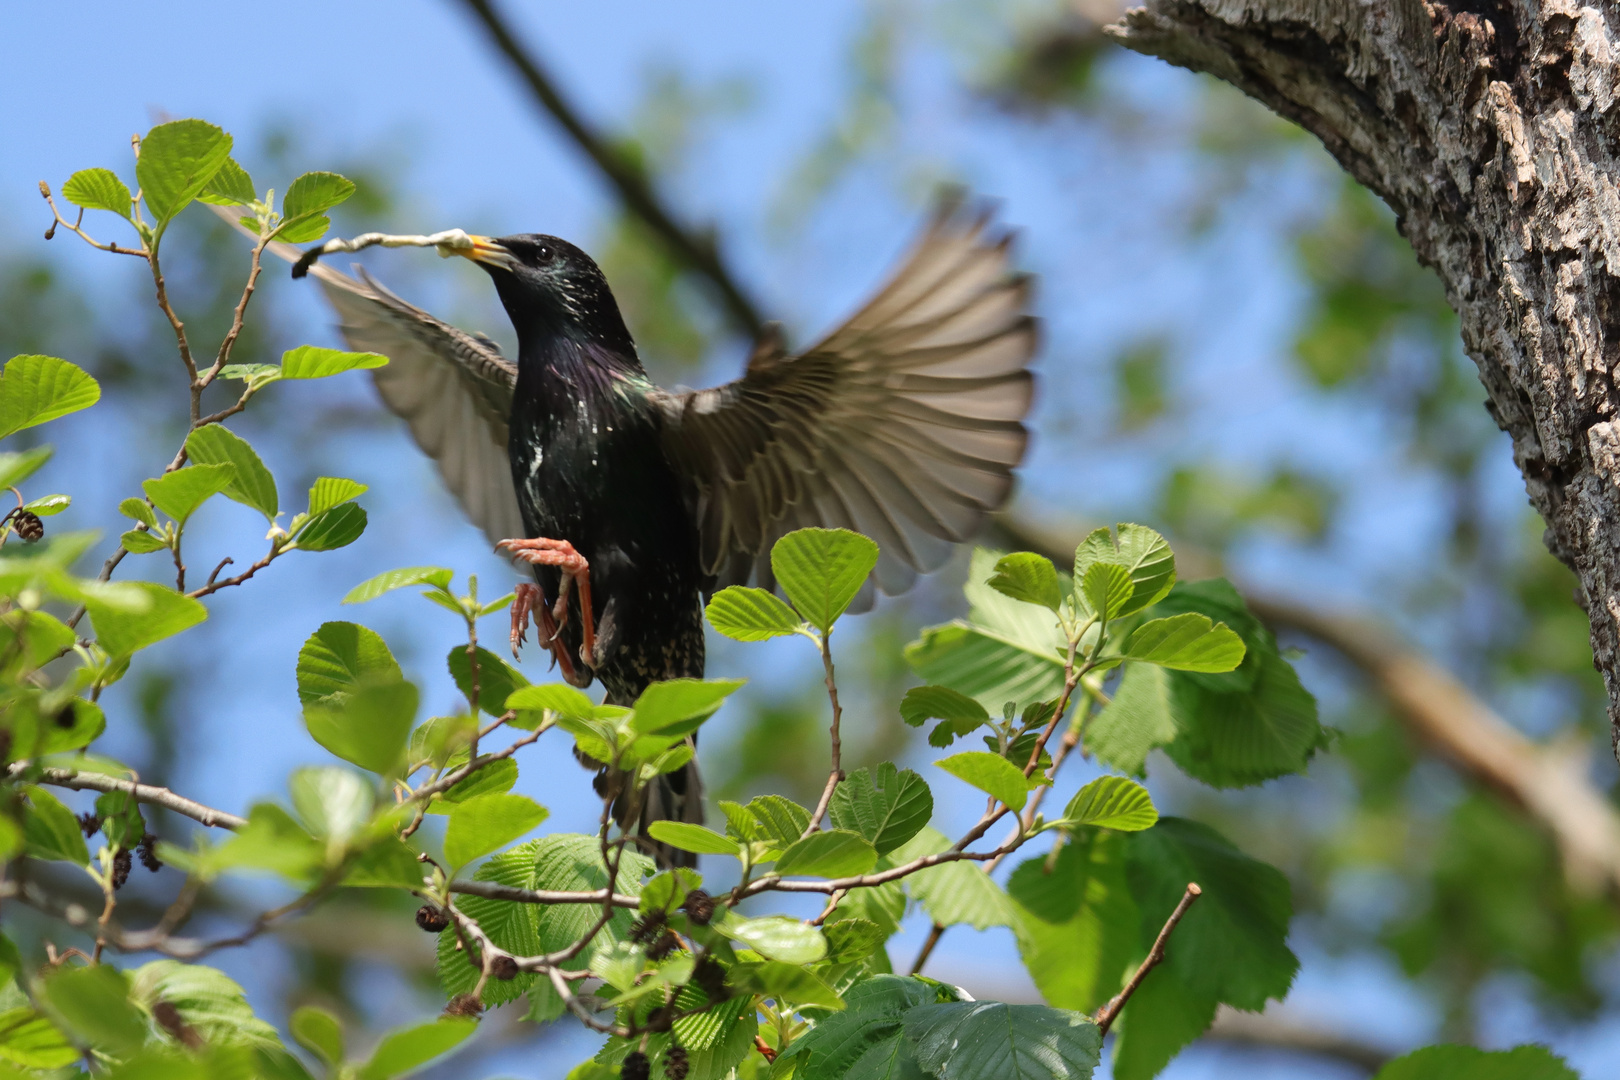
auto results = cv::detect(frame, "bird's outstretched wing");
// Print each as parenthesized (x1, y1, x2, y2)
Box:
(653, 195, 1037, 600)
(244, 223, 527, 548)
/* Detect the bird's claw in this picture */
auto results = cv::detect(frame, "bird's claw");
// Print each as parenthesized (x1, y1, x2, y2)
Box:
(500, 537, 597, 683)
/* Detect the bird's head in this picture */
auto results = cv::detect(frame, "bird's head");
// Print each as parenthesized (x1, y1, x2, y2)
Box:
(458, 233, 635, 356)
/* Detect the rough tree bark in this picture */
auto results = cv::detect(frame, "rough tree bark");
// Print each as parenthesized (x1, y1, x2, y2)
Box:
(1109, 0, 1620, 763)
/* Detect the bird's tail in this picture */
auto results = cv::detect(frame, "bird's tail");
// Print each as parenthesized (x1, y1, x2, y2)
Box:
(609, 751, 704, 870)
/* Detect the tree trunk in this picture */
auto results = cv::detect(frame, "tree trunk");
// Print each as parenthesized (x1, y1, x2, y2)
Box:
(1108, 0, 1620, 762)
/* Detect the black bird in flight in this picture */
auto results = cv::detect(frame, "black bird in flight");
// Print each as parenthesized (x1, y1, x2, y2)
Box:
(272, 195, 1037, 864)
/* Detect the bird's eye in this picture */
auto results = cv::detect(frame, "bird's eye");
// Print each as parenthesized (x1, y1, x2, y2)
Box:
(535, 244, 553, 262)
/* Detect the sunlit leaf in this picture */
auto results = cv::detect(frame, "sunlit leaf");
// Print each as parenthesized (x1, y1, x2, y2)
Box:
(1062, 776, 1157, 832)
(62, 168, 133, 218)
(280, 345, 387, 380)
(343, 566, 453, 604)
(0, 355, 101, 439)
(86, 582, 206, 657)
(136, 119, 233, 224)
(443, 793, 548, 868)
(185, 426, 277, 521)
(705, 585, 803, 641)
(771, 528, 879, 633)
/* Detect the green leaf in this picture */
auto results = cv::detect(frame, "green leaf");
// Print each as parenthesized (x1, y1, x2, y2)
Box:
(0, 355, 101, 439)
(1062, 776, 1158, 831)
(42, 964, 145, 1055)
(638, 867, 703, 915)
(62, 168, 133, 218)
(22, 788, 86, 864)
(280, 345, 388, 380)
(356, 1017, 475, 1080)
(740, 795, 811, 847)
(773, 975, 936, 1080)
(631, 678, 745, 735)
(288, 768, 375, 853)
(344, 566, 453, 604)
(1083, 663, 1175, 776)
(1370, 1045, 1579, 1080)
(184, 426, 277, 520)
(289, 1006, 344, 1066)
(117, 496, 156, 527)
(823, 918, 889, 964)
(127, 960, 280, 1049)
(646, 821, 740, 857)
(989, 552, 1063, 612)
(0, 447, 53, 489)
(1126, 818, 1296, 1009)
(183, 803, 321, 882)
(899, 685, 989, 748)
(1009, 829, 1139, 1013)
(304, 679, 416, 775)
(295, 502, 367, 551)
(437, 835, 652, 1009)
(717, 913, 827, 963)
(775, 829, 877, 878)
(196, 157, 255, 206)
(705, 585, 804, 641)
(143, 463, 236, 524)
(1110, 817, 1296, 1077)
(0, 1006, 77, 1069)
(86, 582, 206, 657)
(906, 549, 1068, 712)
(443, 793, 548, 868)
(1162, 645, 1321, 787)
(936, 751, 1035, 812)
(447, 645, 529, 717)
(283, 171, 356, 219)
(1073, 524, 1175, 618)
(890, 827, 1018, 930)
(1080, 562, 1133, 621)
(733, 962, 844, 1010)
(829, 763, 933, 856)
(594, 992, 759, 1078)
(136, 119, 232, 224)
(119, 529, 165, 554)
(771, 527, 879, 633)
(1122, 612, 1246, 672)
(440, 758, 519, 804)
(297, 621, 402, 703)
(218, 363, 281, 389)
(505, 683, 595, 719)
(307, 476, 368, 515)
(903, 1001, 1101, 1080)
(22, 494, 68, 517)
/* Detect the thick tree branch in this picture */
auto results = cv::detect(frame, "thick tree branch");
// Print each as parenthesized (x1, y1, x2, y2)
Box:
(452, 0, 767, 337)
(1106, 0, 1620, 767)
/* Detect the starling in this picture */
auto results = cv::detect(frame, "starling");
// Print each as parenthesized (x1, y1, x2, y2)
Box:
(270, 195, 1036, 866)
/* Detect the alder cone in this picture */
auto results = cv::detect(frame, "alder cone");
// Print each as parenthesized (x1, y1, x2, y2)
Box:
(621, 1050, 650, 1080)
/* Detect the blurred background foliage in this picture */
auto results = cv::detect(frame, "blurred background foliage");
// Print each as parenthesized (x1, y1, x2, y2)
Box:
(4, 0, 1618, 1076)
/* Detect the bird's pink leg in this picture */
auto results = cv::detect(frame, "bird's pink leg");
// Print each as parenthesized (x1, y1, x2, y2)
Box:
(509, 581, 587, 685)
(497, 538, 597, 668)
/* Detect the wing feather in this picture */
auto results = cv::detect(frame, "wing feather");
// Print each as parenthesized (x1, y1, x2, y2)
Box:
(244, 221, 525, 548)
(656, 193, 1038, 602)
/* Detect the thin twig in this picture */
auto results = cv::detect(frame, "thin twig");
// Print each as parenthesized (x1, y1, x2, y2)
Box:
(14, 765, 246, 829)
(1095, 882, 1202, 1035)
(805, 630, 844, 834)
(453, 0, 766, 337)
(908, 923, 946, 976)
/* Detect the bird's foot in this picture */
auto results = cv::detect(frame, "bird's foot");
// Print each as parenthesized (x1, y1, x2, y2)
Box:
(496, 537, 597, 670)
(508, 581, 590, 687)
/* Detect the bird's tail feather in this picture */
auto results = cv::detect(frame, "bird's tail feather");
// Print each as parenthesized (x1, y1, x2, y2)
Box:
(611, 753, 704, 870)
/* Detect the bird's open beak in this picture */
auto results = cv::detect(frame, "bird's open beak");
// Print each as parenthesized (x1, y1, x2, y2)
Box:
(458, 236, 519, 272)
